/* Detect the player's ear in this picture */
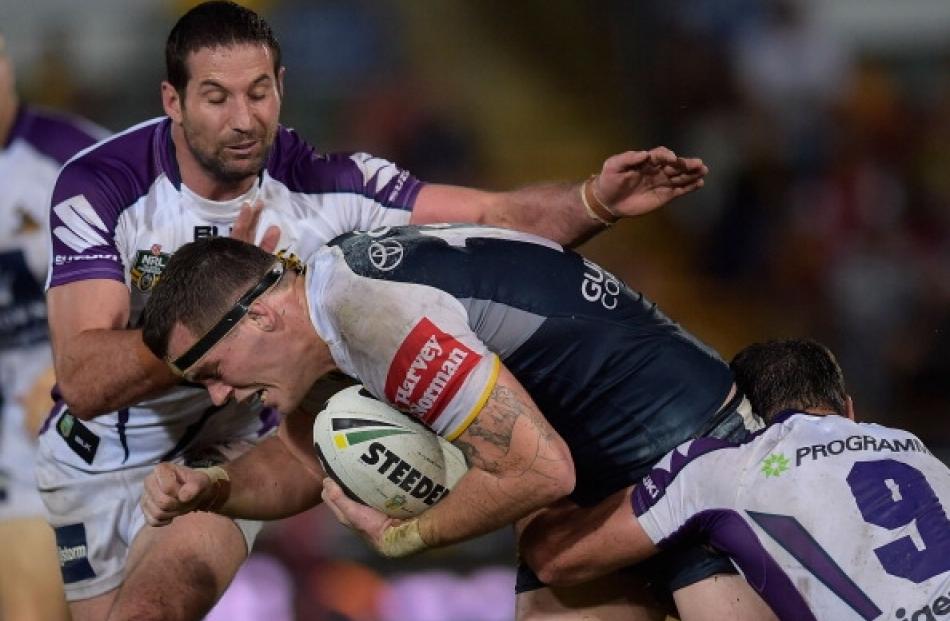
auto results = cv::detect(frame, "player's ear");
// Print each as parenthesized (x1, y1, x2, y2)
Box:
(161, 81, 183, 124)
(276, 66, 285, 99)
(246, 300, 278, 333)
(844, 396, 855, 421)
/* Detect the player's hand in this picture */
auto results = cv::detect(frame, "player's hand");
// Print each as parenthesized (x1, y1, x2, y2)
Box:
(141, 463, 221, 527)
(20, 365, 56, 436)
(232, 199, 281, 252)
(594, 147, 708, 218)
(322, 478, 428, 557)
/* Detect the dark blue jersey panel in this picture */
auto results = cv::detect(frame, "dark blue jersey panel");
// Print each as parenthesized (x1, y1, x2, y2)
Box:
(332, 225, 733, 505)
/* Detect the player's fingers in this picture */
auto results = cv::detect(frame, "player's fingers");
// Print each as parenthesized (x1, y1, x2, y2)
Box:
(607, 150, 649, 174)
(259, 224, 281, 253)
(671, 179, 705, 196)
(321, 480, 355, 528)
(153, 463, 180, 496)
(141, 495, 174, 527)
(646, 146, 677, 167)
(177, 480, 202, 504)
(231, 200, 264, 243)
(680, 157, 707, 173)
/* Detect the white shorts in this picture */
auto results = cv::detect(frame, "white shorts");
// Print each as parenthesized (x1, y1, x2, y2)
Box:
(36, 439, 264, 601)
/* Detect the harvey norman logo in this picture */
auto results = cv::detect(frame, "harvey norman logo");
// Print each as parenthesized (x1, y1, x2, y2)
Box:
(385, 317, 481, 424)
(52, 195, 110, 253)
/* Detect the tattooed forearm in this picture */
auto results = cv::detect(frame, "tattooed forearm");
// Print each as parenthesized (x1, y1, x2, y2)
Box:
(452, 384, 554, 473)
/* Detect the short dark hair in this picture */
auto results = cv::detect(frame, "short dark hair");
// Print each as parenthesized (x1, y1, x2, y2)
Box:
(142, 237, 276, 360)
(165, 1, 282, 93)
(730, 338, 848, 422)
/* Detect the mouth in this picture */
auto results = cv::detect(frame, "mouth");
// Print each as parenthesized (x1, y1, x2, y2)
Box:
(225, 141, 258, 156)
(243, 388, 268, 406)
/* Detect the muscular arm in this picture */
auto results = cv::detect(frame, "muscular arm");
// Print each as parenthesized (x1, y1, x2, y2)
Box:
(412, 182, 598, 247)
(518, 486, 659, 586)
(416, 366, 575, 546)
(48, 279, 178, 419)
(410, 148, 708, 247)
(215, 408, 325, 520)
(142, 407, 325, 525)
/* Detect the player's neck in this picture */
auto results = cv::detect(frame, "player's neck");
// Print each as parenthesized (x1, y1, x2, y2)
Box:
(170, 123, 257, 201)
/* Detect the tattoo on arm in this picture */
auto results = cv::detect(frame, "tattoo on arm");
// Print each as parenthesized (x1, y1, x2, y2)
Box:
(452, 384, 554, 473)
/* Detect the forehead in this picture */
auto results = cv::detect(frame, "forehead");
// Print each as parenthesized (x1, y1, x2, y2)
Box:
(184, 43, 276, 88)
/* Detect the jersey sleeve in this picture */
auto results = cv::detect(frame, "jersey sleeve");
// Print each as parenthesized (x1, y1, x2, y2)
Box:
(631, 438, 744, 548)
(267, 127, 424, 236)
(323, 268, 499, 441)
(46, 159, 131, 289)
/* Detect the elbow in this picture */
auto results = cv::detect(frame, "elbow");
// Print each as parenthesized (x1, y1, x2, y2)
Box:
(535, 559, 587, 588)
(56, 377, 102, 420)
(521, 533, 588, 587)
(545, 437, 576, 502)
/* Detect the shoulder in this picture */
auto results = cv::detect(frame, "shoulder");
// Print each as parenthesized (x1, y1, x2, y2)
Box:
(266, 127, 419, 201)
(52, 117, 167, 213)
(12, 105, 108, 165)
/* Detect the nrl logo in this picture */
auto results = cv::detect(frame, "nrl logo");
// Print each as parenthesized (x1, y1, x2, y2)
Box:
(130, 244, 170, 292)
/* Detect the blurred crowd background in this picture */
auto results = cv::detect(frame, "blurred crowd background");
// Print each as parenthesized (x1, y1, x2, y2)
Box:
(3, 0, 949, 619)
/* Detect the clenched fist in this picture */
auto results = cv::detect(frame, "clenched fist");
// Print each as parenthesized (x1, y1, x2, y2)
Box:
(141, 462, 230, 526)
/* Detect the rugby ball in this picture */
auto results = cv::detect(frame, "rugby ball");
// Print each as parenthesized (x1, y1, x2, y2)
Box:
(313, 385, 468, 518)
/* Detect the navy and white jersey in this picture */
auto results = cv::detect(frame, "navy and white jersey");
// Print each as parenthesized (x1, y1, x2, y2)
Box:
(0, 105, 105, 517)
(632, 413, 950, 620)
(307, 224, 734, 505)
(42, 117, 422, 470)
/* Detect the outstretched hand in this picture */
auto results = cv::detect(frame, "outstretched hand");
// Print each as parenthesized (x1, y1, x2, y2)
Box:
(232, 199, 281, 252)
(595, 147, 708, 218)
(141, 462, 221, 527)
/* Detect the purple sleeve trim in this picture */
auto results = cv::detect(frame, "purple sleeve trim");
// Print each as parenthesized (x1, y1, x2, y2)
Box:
(632, 437, 738, 516)
(48, 264, 125, 288)
(266, 127, 423, 211)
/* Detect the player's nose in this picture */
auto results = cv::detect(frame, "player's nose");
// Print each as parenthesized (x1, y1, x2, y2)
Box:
(206, 381, 234, 406)
(229, 97, 253, 132)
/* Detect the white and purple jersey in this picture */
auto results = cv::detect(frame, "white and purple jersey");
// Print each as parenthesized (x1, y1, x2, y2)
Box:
(41, 116, 423, 471)
(0, 105, 105, 517)
(633, 413, 950, 620)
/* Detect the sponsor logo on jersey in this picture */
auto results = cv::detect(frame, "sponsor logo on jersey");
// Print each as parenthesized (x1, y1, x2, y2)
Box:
(761, 453, 790, 478)
(56, 411, 99, 465)
(54, 523, 96, 583)
(581, 258, 621, 309)
(642, 475, 660, 499)
(895, 588, 950, 621)
(52, 195, 110, 253)
(385, 317, 481, 424)
(53, 253, 119, 266)
(368, 239, 404, 271)
(795, 434, 930, 467)
(193, 225, 221, 240)
(130, 245, 170, 292)
(350, 153, 403, 196)
(359, 440, 450, 506)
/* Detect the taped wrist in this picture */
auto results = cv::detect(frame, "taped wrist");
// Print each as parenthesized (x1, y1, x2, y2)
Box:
(194, 465, 231, 512)
(379, 519, 428, 558)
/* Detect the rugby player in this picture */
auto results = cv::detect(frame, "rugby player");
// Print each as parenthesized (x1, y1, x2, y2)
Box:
(0, 35, 107, 620)
(519, 338, 950, 620)
(39, 2, 710, 619)
(138, 227, 775, 620)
